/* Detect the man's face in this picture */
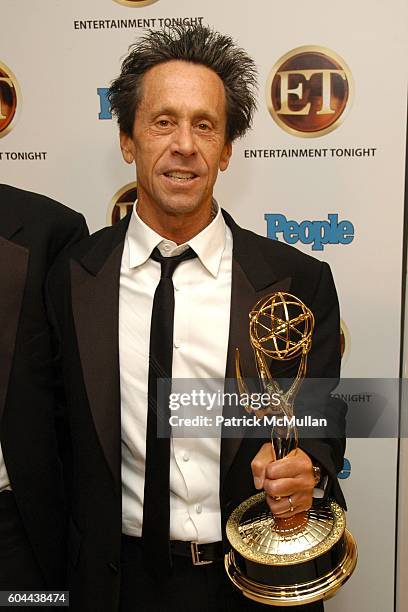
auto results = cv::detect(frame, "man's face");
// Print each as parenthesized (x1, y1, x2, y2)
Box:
(120, 60, 232, 219)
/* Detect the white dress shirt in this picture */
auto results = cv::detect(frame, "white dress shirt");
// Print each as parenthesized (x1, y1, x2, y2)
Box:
(0, 446, 11, 492)
(120, 202, 232, 543)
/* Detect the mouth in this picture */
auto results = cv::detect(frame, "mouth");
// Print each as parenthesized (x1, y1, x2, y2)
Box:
(163, 170, 198, 183)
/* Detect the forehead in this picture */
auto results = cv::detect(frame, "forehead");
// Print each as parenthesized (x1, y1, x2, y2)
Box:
(138, 60, 227, 117)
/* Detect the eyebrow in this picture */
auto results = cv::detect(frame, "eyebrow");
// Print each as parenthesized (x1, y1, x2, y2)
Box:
(150, 107, 220, 125)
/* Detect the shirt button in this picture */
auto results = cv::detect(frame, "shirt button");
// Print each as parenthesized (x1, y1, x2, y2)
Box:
(195, 504, 202, 514)
(163, 243, 171, 252)
(183, 452, 189, 462)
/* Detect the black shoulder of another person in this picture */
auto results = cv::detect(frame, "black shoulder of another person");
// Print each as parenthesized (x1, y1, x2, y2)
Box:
(0, 183, 86, 230)
(0, 183, 88, 251)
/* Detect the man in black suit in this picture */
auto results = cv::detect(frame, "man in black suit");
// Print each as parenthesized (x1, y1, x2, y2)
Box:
(47, 26, 346, 612)
(0, 184, 87, 593)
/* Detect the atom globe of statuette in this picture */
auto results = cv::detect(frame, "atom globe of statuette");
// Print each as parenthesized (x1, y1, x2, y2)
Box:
(250, 292, 314, 362)
(235, 292, 314, 424)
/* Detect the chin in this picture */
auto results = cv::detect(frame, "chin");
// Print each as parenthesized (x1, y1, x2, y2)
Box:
(160, 199, 203, 216)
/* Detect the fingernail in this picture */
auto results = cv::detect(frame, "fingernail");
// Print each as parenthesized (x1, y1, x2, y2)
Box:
(254, 477, 263, 490)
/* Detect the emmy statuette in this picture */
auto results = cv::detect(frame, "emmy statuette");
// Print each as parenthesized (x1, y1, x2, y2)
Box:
(224, 292, 357, 606)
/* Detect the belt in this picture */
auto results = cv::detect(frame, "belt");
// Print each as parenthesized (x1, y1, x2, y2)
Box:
(121, 534, 224, 566)
(170, 540, 223, 566)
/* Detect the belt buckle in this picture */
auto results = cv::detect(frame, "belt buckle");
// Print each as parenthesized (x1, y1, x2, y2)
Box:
(190, 542, 213, 566)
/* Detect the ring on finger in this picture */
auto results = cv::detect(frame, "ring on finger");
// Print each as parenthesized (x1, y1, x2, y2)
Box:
(288, 496, 294, 512)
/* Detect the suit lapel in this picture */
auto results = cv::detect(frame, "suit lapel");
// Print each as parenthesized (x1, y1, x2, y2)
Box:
(0, 209, 27, 425)
(70, 215, 131, 487)
(220, 211, 291, 487)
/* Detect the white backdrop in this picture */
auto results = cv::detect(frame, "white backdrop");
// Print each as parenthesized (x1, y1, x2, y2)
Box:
(1, 1, 407, 610)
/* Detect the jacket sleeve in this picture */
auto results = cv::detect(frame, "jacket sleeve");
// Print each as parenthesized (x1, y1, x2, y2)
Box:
(45, 213, 89, 508)
(297, 261, 347, 509)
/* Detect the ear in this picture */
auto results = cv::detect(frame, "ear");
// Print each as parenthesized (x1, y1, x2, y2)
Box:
(120, 131, 135, 164)
(219, 141, 232, 172)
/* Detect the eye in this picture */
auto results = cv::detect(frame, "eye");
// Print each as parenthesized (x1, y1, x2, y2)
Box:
(197, 123, 211, 131)
(157, 119, 170, 127)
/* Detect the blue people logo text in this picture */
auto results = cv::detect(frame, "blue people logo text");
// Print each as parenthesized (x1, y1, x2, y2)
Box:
(264, 213, 354, 251)
(338, 458, 351, 479)
(97, 88, 111, 120)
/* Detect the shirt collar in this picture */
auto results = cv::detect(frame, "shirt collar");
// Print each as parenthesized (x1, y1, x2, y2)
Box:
(126, 200, 226, 278)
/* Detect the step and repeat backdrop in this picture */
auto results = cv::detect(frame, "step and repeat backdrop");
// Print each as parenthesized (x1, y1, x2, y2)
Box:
(1, 1, 407, 610)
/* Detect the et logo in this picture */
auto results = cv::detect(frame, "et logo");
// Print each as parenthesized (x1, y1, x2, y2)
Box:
(113, 0, 159, 6)
(107, 182, 137, 226)
(266, 46, 353, 137)
(264, 213, 354, 251)
(338, 458, 351, 479)
(0, 60, 21, 138)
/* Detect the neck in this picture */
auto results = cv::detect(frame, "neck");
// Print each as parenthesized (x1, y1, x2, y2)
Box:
(136, 199, 215, 244)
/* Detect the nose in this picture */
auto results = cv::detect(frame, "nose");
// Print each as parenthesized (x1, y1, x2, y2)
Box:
(170, 123, 197, 157)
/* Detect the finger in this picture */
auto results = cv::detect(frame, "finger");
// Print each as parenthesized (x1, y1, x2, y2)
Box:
(266, 494, 297, 515)
(251, 442, 276, 490)
(264, 474, 315, 499)
(266, 450, 314, 483)
(264, 477, 315, 499)
(263, 477, 297, 499)
(265, 457, 300, 480)
(266, 493, 313, 517)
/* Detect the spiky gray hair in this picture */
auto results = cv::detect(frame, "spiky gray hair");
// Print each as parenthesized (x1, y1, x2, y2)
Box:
(108, 25, 258, 142)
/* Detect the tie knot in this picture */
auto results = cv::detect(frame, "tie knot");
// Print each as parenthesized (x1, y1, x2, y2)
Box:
(150, 246, 197, 279)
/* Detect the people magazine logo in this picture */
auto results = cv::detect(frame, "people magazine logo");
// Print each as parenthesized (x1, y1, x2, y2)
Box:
(338, 458, 351, 479)
(113, 0, 159, 6)
(266, 46, 353, 138)
(107, 182, 137, 225)
(264, 213, 354, 251)
(0, 61, 21, 138)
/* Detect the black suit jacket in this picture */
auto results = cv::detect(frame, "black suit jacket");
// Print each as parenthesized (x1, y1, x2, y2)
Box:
(47, 209, 346, 611)
(0, 184, 88, 587)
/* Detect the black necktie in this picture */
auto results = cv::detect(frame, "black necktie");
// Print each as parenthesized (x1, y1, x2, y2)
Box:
(142, 246, 197, 576)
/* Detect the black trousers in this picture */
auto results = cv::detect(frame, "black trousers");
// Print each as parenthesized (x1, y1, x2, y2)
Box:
(0, 490, 45, 590)
(120, 535, 323, 612)
(0, 490, 49, 612)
